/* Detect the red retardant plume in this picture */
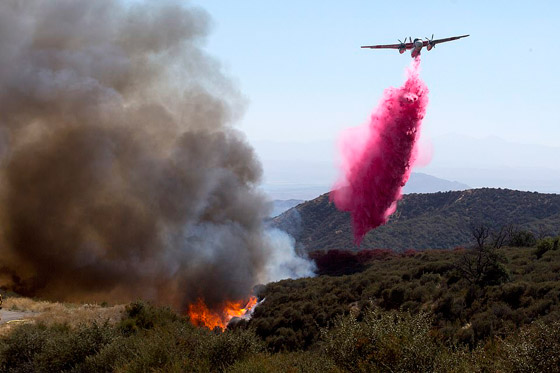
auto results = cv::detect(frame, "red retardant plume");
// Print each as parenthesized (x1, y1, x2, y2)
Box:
(331, 57, 429, 245)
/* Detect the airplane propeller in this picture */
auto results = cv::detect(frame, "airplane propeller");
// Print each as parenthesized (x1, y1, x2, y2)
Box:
(425, 34, 435, 47)
(398, 36, 407, 45)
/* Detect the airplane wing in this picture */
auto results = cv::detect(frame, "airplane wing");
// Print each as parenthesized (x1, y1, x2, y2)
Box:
(361, 42, 412, 50)
(423, 34, 469, 47)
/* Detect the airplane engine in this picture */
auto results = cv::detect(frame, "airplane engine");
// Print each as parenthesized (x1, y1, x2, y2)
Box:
(426, 44, 433, 51)
(399, 48, 405, 54)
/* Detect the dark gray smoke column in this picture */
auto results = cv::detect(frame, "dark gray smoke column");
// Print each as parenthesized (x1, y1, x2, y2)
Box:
(0, 0, 281, 310)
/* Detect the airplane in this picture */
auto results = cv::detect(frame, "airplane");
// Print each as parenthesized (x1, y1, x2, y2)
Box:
(361, 34, 469, 58)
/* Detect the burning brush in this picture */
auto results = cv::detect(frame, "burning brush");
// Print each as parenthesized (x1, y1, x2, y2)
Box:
(188, 296, 262, 331)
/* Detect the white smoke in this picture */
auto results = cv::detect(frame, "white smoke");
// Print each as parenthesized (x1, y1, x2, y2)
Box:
(261, 228, 316, 283)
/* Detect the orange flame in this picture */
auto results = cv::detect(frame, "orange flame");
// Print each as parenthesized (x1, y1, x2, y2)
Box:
(188, 296, 258, 331)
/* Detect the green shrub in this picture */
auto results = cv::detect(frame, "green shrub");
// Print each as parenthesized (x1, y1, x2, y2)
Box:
(207, 329, 264, 372)
(0, 322, 116, 373)
(471, 312, 497, 341)
(229, 352, 340, 373)
(500, 321, 560, 372)
(509, 230, 537, 247)
(119, 300, 178, 333)
(433, 294, 464, 320)
(500, 282, 527, 308)
(0, 323, 50, 371)
(534, 238, 555, 259)
(481, 261, 510, 286)
(323, 308, 441, 372)
(381, 285, 407, 309)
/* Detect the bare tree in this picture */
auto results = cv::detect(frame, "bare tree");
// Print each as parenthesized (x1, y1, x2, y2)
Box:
(470, 223, 490, 250)
(491, 224, 513, 249)
(455, 223, 509, 286)
(536, 225, 549, 240)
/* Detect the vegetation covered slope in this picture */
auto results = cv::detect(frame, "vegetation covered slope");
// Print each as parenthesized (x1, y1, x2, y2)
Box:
(3, 240, 560, 372)
(251, 242, 560, 350)
(271, 188, 560, 251)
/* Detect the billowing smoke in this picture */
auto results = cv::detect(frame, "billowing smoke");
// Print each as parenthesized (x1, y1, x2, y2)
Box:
(331, 58, 429, 244)
(0, 0, 313, 311)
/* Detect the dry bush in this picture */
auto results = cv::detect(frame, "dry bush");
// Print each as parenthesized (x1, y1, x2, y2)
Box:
(33, 304, 125, 328)
(2, 296, 124, 328)
(3, 297, 55, 313)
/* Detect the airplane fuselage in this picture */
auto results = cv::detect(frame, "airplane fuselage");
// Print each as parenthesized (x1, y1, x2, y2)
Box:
(411, 38, 423, 58)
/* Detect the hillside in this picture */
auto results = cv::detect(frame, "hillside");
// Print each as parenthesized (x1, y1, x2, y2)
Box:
(271, 188, 560, 251)
(3, 243, 560, 372)
(252, 244, 560, 352)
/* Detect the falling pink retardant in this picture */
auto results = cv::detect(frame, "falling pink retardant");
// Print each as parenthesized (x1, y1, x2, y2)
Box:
(331, 57, 429, 245)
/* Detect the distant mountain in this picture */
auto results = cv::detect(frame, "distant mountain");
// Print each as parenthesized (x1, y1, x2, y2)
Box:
(261, 183, 329, 201)
(261, 172, 468, 200)
(402, 172, 469, 194)
(269, 199, 304, 217)
(252, 137, 560, 195)
(271, 188, 560, 252)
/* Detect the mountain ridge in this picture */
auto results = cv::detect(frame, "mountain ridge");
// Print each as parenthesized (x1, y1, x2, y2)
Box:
(271, 188, 560, 252)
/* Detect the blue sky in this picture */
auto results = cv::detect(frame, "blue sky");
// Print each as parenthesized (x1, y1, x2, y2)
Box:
(186, 1, 559, 195)
(192, 0, 559, 146)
